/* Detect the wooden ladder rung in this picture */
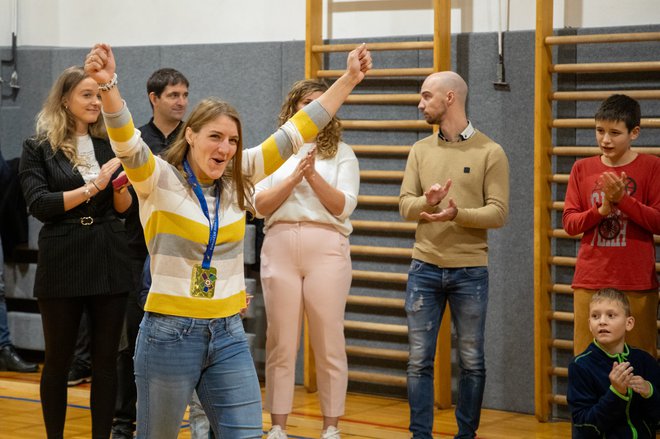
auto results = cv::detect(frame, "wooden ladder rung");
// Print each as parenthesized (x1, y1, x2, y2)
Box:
(550, 201, 564, 211)
(551, 394, 568, 406)
(318, 67, 433, 78)
(358, 195, 399, 207)
(551, 146, 660, 156)
(351, 220, 417, 233)
(312, 41, 434, 53)
(552, 228, 660, 244)
(550, 256, 660, 271)
(344, 120, 431, 131)
(352, 145, 412, 155)
(549, 367, 568, 378)
(352, 270, 408, 284)
(550, 311, 574, 323)
(551, 61, 660, 74)
(344, 320, 408, 336)
(545, 31, 660, 45)
(552, 118, 660, 128)
(345, 345, 408, 362)
(551, 284, 573, 295)
(360, 170, 405, 181)
(551, 90, 660, 101)
(346, 295, 405, 309)
(346, 94, 420, 105)
(351, 245, 412, 258)
(549, 174, 570, 184)
(550, 339, 574, 351)
(549, 256, 576, 267)
(347, 370, 407, 387)
(550, 229, 578, 240)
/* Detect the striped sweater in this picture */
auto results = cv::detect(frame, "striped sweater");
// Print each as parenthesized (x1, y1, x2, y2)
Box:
(103, 100, 330, 318)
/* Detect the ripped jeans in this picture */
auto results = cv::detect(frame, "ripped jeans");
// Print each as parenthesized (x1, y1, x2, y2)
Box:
(405, 259, 488, 439)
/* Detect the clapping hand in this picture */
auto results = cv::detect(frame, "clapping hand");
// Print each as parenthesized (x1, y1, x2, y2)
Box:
(629, 375, 651, 398)
(94, 158, 122, 191)
(289, 146, 316, 186)
(420, 198, 458, 222)
(424, 179, 452, 206)
(609, 361, 634, 395)
(599, 171, 627, 203)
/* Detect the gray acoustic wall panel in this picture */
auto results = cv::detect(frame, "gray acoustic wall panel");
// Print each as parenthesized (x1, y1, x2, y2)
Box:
(1, 24, 658, 416)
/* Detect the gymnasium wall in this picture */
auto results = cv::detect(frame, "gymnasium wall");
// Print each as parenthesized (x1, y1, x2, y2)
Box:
(1, 23, 659, 416)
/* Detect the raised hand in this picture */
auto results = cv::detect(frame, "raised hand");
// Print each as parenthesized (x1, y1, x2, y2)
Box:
(84, 43, 115, 85)
(420, 198, 458, 222)
(609, 361, 634, 395)
(424, 179, 452, 206)
(346, 43, 373, 84)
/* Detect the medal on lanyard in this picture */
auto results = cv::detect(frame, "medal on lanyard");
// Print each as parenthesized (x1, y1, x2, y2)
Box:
(183, 159, 220, 299)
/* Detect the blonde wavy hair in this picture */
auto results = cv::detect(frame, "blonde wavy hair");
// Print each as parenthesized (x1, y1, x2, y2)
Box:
(35, 66, 107, 166)
(164, 98, 254, 213)
(278, 79, 342, 159)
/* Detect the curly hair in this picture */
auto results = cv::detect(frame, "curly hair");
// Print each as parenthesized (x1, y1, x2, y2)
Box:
(278, 79, 342, 159)
(35, 66, 107, 167)
(164, 97, 254, 214)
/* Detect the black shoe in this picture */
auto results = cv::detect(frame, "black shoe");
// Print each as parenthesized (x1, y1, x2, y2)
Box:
(67, 362, 92, 386)
(0, 345, 39, 373)
(111, 418, 135, 439)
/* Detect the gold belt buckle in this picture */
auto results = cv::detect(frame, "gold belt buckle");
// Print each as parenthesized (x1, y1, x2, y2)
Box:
(80, 217, 94, 226)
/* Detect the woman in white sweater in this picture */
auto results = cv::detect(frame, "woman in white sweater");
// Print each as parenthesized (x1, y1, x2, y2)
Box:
(256, 79, 360, 439)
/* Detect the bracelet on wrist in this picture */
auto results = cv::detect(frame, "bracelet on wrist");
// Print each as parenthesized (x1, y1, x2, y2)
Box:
(91, 180, 101, 192)
(83, 184, 93, 201)
(98, 73, 118, 92)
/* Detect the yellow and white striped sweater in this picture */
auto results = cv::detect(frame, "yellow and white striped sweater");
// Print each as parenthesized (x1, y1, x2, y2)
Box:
(103, 100, 330, 318)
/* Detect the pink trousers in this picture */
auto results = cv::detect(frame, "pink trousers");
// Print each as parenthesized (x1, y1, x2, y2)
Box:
(261, 222, 351, 417)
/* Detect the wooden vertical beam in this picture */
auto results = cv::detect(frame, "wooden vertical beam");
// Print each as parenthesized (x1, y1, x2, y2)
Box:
(534, 0, 554, 422)
(433, 0, 452, 72)
(432, 0, 453, 411)
(303, 0, 322, 393)
(306, 0, 323, 80)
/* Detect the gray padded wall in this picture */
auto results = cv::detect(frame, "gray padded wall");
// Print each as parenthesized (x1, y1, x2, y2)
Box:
(1, 25, 657, 416)
(0, 30, 550, 416)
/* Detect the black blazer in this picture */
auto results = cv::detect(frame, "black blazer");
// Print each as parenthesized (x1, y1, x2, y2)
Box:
(19, 136, 131, 299)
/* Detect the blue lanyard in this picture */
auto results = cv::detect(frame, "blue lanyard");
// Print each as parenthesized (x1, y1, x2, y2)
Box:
(183, 159, 220, 270)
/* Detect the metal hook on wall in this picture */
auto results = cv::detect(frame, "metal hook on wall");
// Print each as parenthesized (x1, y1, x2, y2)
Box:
(1, 32, 20, 100)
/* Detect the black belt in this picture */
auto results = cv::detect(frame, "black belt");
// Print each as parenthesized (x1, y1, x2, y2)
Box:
(56, 216, 117, 226)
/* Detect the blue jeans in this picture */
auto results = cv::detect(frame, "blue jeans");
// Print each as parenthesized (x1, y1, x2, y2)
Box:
(405, 259, 488, 439)
(134, 312, 262, 439)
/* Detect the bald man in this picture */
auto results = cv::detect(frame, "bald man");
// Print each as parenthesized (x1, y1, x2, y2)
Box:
(399, 72, 509, 439)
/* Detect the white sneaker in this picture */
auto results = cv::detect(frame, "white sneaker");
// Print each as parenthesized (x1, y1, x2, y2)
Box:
(267, 425, 288, 439)
(320, 426, 341, 439)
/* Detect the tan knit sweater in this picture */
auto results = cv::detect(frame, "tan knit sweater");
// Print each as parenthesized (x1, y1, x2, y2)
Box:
(399, 130, 509, 267)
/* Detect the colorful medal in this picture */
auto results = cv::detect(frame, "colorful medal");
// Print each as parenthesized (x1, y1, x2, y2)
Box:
(183, 159, 220, 299)
(191, 264, 217, 298)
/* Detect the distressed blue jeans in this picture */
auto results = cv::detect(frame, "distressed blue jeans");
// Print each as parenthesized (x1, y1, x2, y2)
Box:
(405, 259, 488, 439)
(134, 312, 262, 439)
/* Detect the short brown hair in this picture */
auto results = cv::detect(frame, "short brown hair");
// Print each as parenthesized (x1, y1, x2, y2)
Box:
(590, 288, 631, 317)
